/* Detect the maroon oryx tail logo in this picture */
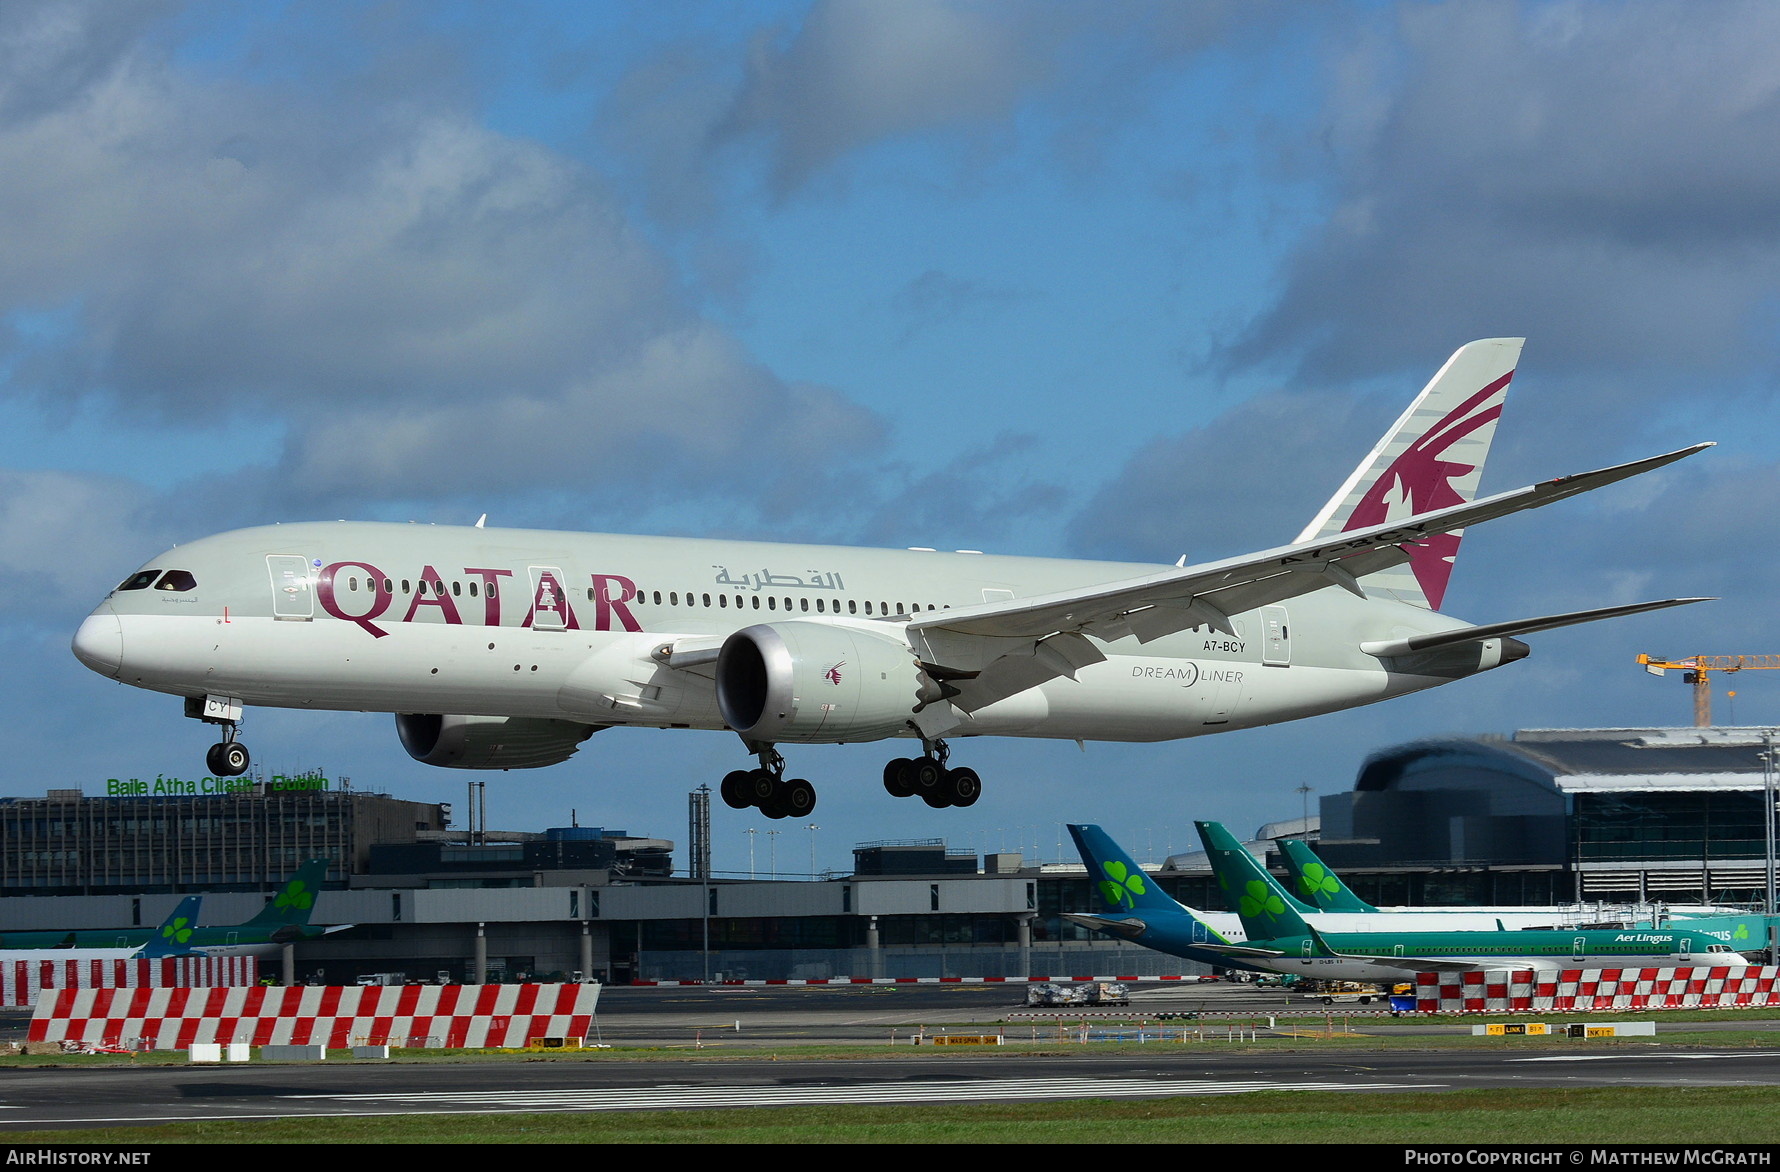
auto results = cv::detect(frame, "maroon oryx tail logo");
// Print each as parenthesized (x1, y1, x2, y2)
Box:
(824, 661, 846, 686)
(1341, 371, 1511, 610)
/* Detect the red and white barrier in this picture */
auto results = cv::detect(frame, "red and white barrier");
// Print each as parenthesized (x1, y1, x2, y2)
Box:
(1415, 966, 1780, 1013)
(28, 983, 600, 1050)
(2, 956, 257, 1007)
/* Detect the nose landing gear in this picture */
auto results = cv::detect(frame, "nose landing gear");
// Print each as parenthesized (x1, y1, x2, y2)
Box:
(187, 694, 251, 778)
(206, 738, 251, 777)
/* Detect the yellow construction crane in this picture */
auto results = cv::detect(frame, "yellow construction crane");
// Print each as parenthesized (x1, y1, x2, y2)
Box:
(1637, 654, 1780, 727)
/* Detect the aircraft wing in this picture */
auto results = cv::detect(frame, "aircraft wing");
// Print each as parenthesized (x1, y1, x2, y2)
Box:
(907, 444, 1709, 716)
(1316, 953, 1492, 975)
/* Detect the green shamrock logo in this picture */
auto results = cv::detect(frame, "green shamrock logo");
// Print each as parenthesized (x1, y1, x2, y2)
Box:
(1099, 861, 1146, 909)
(1298, 862, 1339, 899)
(276, 881, 315, 912)
(1239, 879, 1286, 920)
(161, 917, 194, 944)
(1735, 923, 1751, 941)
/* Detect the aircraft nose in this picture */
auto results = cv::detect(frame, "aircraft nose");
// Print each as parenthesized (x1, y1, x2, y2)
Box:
(72, 609, 123, 678)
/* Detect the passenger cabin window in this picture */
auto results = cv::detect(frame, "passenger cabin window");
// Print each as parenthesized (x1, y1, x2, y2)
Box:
(117, 571, 159, 591)
(154, 570, 197, 592)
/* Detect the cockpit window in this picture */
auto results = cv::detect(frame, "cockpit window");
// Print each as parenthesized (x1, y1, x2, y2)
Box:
(117, 571, 159, 591)
(154, 570, 197, 592)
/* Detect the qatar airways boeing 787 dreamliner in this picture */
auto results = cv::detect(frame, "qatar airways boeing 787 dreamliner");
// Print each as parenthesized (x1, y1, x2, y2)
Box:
(73, 339, 1708, 819)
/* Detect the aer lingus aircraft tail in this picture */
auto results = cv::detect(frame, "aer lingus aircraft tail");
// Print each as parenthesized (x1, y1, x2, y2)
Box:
(136, 895, 205, 959)
(1071, 824, 1192, 916)
(1197, 820, 1317, 941)
(1063, 824, 1265, 971)
(241, 858, 330, 934)
(1278, 838, 1377, 913)
(1297, 337, 1520, 610)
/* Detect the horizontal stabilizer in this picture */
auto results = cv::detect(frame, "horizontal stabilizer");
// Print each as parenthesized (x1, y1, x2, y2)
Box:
(1059, 913, 1149, 942)
(1359, 597, 1713, 658)
(1195, 942, 1290, 960)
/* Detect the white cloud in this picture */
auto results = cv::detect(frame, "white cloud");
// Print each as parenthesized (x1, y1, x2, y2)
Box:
(1226, 2, 1780, 387)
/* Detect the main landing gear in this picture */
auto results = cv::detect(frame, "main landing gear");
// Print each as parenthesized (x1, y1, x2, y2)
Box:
(716, 737, 981, 819)
(719, 745, 817, 820)
(186, 695, 252, 778)
(882, 738, 980, 809)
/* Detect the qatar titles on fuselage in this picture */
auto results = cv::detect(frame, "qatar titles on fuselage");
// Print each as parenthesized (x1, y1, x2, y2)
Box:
(72, 339, 1710, 817)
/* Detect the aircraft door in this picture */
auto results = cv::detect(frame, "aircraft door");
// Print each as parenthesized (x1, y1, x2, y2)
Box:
(267, 555, 315, 621)
(1678, 936, 1693, 962)
(528, 566, 570, 631)
(1191, 920, 1209, 945)
(1261, 606, 1290, 666)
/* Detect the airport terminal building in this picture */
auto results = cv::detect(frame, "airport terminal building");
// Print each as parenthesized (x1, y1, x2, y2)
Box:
(1311, 727, 1778, 905)
(2, 725, 1775, 982)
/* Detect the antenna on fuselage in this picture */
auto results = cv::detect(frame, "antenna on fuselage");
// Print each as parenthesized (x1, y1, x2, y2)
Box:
(475, 514, 487, 529)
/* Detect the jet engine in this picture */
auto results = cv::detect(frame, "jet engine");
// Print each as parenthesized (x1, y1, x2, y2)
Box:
(395, 713, 601, 769)
(715, 622, 937, 743)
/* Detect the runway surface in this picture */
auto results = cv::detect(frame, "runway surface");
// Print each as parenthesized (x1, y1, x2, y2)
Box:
(4, 984, 1779, 1131)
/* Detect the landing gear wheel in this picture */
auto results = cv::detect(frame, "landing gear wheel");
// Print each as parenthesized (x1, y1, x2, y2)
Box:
(883, 758, 917, 798)
(920, 786, 953, 809)
(745, 768, 777, 806)
(207, 741, 250, 777)
(780, 778, 817, 818)
(720, 770, 754, 810)
(944, 766, 982, 808)
(913, 758, 945, 792)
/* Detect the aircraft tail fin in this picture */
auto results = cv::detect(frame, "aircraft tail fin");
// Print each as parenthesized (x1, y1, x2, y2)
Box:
(1278, 839, 1377, 913)
(1066, 825, 1191, 916)
(244, 859, 330, 928)
(1196, 821, 1314, 940)
(138, 895, 204, 959)
(1296, 337, 1523, 611)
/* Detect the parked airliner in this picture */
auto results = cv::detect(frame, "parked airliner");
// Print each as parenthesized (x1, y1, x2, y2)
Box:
(1065, 824, 1761, 976)
(73, 340, 1707, 818)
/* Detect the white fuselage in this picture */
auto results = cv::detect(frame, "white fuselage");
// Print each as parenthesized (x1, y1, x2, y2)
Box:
(74, 521, 1508, 752)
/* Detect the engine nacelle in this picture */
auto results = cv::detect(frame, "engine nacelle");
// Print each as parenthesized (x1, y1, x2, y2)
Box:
(395, 713, 601, 770)
(715, 622, 934, 743)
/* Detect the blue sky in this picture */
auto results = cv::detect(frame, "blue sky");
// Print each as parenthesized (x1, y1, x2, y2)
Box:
(6, 1, 1779, 877)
